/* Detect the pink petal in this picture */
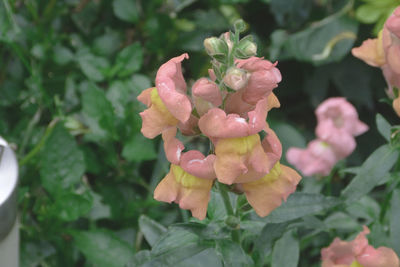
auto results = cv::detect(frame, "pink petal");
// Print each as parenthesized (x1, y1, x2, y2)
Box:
(155, 53, 193, 123)
(315, 97, 368, 137)
(154, 164, 213, 220)
(198, 98, 268, 139)
(162, 127, 184, 164)
(357, 246, 400, 267)
(192, 77, 222, 107)
(351, 38, 386, 67)
(286, 140, 338, 177)
(178, 115, 199, 136)
(385, 7, 400, 38)
(137, 87, 153, 107)
(180, 150, 216, 180)
(241, 163, 301, 217)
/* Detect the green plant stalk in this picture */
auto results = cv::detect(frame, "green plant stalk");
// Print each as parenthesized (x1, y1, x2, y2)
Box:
(19, 119, 59, 166)
(218, 182, 240, 243)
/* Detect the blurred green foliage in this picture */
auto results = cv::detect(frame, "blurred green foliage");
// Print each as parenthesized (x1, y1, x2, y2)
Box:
(1, 0, 400, 266)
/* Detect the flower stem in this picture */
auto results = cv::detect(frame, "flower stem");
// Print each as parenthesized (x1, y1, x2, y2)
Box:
(218, 182, 240, 243)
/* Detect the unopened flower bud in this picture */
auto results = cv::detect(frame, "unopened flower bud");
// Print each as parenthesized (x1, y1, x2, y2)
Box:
(236, 38, 257, 58)
(225, 215, 240, 229)
(222, 32, 234, 52)
(223, 67, 248, 91)
(234, 19, 246, 33)
(204, 37, 228, 56)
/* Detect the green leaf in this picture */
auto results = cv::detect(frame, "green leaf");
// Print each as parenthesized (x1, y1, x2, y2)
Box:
(20, 241, 55, 267)
(172, 222, 230, 240)
(145, 228, 214, 266)
(93, 30, 122, 56)
(53, 45, 74, 65)
(139, 215, 167, 247)
(390, 189, 400, 255)
(342, 145, 399, 201)
(264, 193, 340, 223)
(132, 250, 151, 266)
(106, 80, 131, 118)
(111, 42, 143, 78)
(272, 122, 306, 159)
(270, 0, 312, 29)
(346, 196, 381, 223)
(376, 114, 391, 142)
(215, 239, 253, 267)
(82, 83, 117, 140)
(283, 14, 358, 65)
(122, 133, 157, 162)
(112, 0, 139, 23)
(77, 53, 110, 82)
(253, 223, 289, 263)
(130, 74, 152, 97)
(324, 212, 359, 231)
(89, 192, 111, 220)
(40, 123, 85, 195)
(207, 190, 228, 221)
(272, 230, 299, 267)
(355, 4, 384, 24)
(72, 230, 135, 267)
(51, 193, 92, 221)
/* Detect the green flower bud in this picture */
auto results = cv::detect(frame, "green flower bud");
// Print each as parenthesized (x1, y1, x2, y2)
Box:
(203, 37, 228, 56)
(225, 215, 240, 229)
(236, 37, 257, 58)
(234, 19, 246, 33)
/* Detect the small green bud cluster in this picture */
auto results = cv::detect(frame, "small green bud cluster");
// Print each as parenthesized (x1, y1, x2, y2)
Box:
(203, 19, 257, 90)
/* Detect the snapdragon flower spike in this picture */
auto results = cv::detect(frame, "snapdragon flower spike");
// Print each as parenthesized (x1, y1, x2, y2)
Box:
(287, 140, 338, 177)
(153, 151, 216, 220)
(321, 226, 400, 267)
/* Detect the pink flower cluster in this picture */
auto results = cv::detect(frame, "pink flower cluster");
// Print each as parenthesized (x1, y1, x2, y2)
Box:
(287, 98, 368, 177)
(321, 226, 399, 267)
(352, 6, 400, 117)
(137, 40, 301, 220)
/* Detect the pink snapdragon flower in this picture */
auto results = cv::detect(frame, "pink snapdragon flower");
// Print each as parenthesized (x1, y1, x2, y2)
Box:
(321, 226, 400, 267)
(236, 57, 282, 105)
(315, 97, 368, 159)
(240, 162, 301, 217)
(138, 54, 192, 138)
(287, 140, 338, 177)
(155, 127, 216, 220)
(287, 98, 368, 177)
(212, 127, 282, 185)
(382, 7, 400, 92)
(352, 7, 400, 116)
